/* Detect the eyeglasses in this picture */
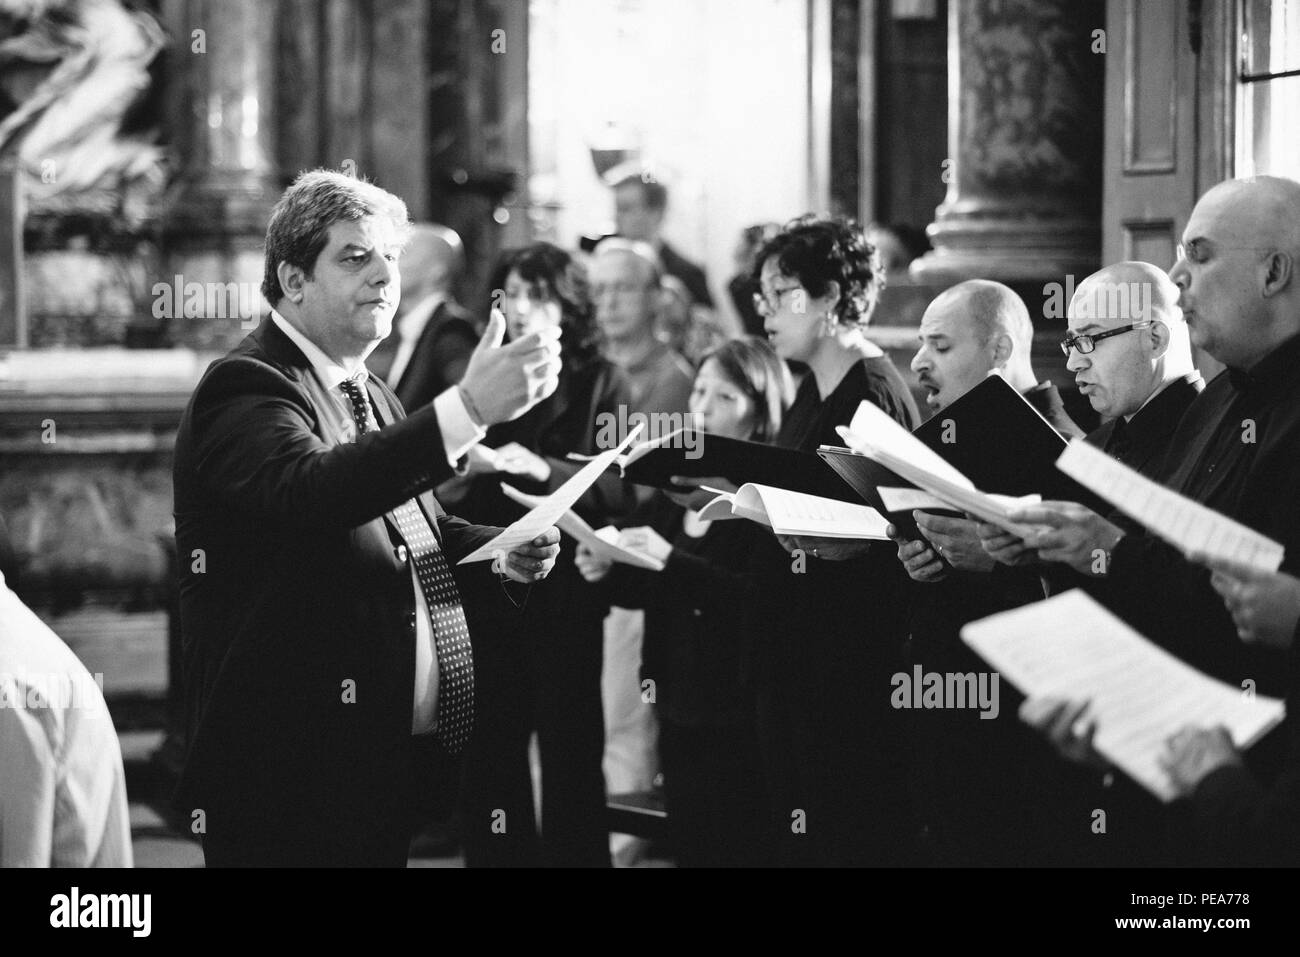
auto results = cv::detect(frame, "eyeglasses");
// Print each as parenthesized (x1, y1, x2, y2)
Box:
(1175, 238, 1276, 265)
(752, 284, 802, 317)
(1059, 321, 1152, 356)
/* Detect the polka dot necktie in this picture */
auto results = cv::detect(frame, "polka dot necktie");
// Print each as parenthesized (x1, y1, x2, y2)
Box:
(339, 376, 474, 754)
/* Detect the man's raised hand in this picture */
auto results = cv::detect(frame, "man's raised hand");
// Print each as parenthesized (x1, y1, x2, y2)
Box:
(459, 309, 562, 426)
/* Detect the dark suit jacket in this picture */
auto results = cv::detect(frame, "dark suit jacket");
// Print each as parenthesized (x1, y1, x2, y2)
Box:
(367, 298, 479, 411)
(172, 316, 499, 848)
(659, 241, 714, 308)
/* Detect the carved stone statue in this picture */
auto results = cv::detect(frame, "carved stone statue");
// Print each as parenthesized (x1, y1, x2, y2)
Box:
(0, 0, 166, 225)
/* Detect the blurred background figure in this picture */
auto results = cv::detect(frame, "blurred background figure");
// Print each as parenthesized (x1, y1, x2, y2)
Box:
(450, 241, 615, 867)
(367, 223, 478, 410)
(607, 166, 714, 308)
(865, 222, 931, 286)
(1, 566, 132, 867)
(728, 222, 780, 337)
(655, 273, 740, 367)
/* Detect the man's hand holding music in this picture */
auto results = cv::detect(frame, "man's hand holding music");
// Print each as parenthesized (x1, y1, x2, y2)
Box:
(501, 528, 561, 583)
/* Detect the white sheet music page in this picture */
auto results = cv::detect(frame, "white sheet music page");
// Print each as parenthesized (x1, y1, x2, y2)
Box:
(459, 424, 644, 564)
(1055, 439, 1285, 572)
(961, 589, 1287, 802)
(738, 484, 891, 539)
(499, 483, 665, 570)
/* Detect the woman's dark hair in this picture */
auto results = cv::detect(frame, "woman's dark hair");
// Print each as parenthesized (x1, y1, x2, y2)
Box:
(698, 336, 795, 444)
(750, 214, 885, 330)
(489, 242, 596, 362)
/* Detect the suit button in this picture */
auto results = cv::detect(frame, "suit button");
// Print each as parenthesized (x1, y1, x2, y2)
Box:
(408, 612, 417, 629)
(692, 608, 702, 617)
(396, 545, 409, 563)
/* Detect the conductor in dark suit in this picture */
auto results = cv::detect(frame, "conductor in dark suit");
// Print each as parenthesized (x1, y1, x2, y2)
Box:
(366, 222, 479, 410)
(173, 170, 563, 867)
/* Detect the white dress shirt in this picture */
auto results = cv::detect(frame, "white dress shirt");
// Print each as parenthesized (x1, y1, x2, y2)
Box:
(0, 572, 133, 867)
(271, 310, 478, 734)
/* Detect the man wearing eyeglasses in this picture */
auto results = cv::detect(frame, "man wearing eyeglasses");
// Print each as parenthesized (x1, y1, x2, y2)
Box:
(981, 261, 1203, 866)
(1062, 262, 1204, 476)
(977, 175, 1300, 865)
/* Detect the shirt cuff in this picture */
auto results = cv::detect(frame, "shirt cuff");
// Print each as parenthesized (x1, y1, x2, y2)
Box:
(433, 386, 486, 468)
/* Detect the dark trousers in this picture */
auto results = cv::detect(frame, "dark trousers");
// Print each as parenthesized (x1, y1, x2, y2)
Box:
(658, 717, 770, 867)
(459, 574, 610, 868)
(202, 736, 460, 868)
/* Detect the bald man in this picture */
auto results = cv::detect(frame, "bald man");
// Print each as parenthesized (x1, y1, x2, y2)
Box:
(983, 176, 1300, 865)
(889, 280, 1082, 866)
(1067, 262, 1203, 473)
(897, 280, 1081, 584)
(367, 223, 478, 410)
(981, 263, 1203, 866)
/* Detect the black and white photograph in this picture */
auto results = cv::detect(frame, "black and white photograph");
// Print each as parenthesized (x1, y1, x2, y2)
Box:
(0, 0, 1297, 933)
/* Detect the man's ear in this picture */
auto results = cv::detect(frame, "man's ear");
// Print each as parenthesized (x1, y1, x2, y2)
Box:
(1261, 250, 1294, 299)
(277, 260, 308, 303)
(990, 331, 1013, 367)
(1147, 319, 1171, 359)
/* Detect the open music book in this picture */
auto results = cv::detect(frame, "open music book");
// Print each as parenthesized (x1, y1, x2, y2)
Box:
(499, 483, 664, 571)
(616, 428, 854, 500)
(1056, 438, 1285, 572)
(696, 483, 891, 540)
(961, 589, 1286, 802)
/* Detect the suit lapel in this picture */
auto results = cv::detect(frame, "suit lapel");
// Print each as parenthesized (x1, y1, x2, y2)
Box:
(255, 317, 356, 446)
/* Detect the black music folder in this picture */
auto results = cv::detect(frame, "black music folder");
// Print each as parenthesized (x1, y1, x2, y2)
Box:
(819, 375, 1103, 537)
(619, 428, 859, 502)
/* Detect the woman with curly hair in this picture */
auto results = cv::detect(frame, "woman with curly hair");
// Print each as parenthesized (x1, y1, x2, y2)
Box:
(745, 215, 920, 866)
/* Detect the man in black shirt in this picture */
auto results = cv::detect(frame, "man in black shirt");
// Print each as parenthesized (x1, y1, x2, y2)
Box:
(983, 175, 1300, 865)
(992, 260, 1203, 864)
(887, 279, 1081, 865)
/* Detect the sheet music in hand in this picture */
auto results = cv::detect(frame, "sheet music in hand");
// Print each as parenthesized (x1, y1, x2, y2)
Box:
(499, 483, 665, 571)
(697, 483, 891, 540)
(458, 424, 644, 564)
(1056, 438, 1285, 572)
(961, 589, 1286, 802)
(836, 401, 1047, 539)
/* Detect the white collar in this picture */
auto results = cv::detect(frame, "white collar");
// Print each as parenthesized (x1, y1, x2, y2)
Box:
(270, 309, 365, 391)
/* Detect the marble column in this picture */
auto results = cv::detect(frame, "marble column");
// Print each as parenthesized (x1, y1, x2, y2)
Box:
(161, 0, 280, 351)
(911, 0, 1105, 284)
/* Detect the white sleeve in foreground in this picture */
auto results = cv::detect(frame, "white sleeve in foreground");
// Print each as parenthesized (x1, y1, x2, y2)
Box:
(432, 386, 487, 468)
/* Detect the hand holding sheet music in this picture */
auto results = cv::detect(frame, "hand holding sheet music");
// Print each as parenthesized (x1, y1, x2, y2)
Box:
(458, 425, 643, 565)
(836, 401, 1049, 539)
(1056, 439, 1285, 572)
(961, 589, 1286, 802)
(499, 483, 665, 571)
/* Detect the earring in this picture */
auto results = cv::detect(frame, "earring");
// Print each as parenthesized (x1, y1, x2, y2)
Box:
(821, 312, 837, 337)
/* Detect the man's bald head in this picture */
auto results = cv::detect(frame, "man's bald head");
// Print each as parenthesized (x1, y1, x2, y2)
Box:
(933, 279, 1035, 354)
(911, 279, 1038, 411)
(1071, 261, 1181, 326)
(400, 223, 464, 301)
(1193, 175, 1300, 252)
(1170, 175, 1300, 369)
(1066, 261, 1195, 418)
